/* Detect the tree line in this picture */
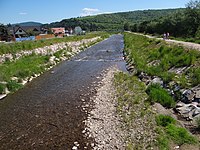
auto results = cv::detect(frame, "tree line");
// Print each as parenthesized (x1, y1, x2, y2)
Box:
(125, 0, 200, 39)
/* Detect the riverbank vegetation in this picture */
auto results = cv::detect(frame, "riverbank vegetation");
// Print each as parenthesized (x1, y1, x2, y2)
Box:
(114, 72, 198, 149)
(113, 32, 200, 149)
(124, 32, 200, 88)
(0, 32, 110, 95)
(0, 32, 109, 55)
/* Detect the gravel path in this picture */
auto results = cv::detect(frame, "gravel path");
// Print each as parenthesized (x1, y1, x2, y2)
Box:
(133, 32, 200, 51)
(85, 67, 126, 150)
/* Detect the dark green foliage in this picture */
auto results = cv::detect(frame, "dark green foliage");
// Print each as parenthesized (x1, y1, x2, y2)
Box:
(156, 115, 176, 127)
(146, 84, 175, 108)
(166, 124, 198, 145)
(131, 1, 200, 39)
(42, 9, 183, 32)
(0, 24, 10, 41)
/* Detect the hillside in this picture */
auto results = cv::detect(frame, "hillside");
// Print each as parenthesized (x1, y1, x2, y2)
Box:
(13, 21, 42, 27)
(42, 8, 185, 31)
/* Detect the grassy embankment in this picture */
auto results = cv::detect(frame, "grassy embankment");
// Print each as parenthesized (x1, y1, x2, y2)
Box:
(0, 32, 109, 55)
(114, 32, 200, 149)
(0, 32, 110, 94)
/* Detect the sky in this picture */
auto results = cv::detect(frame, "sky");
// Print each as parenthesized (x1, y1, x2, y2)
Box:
(0, 0, 190, 24)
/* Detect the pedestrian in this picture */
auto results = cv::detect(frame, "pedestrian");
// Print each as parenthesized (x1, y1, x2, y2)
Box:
(163, 33, 166, 40)
(167, 32, 170, 40)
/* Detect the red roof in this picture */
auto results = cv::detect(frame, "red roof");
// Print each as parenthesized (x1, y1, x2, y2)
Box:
(51, 28, 65, 34)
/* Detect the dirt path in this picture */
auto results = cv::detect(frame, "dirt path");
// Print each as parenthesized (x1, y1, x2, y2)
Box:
(133, 32, 200, 51)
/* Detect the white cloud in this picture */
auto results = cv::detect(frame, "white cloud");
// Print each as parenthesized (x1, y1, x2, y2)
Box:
(19, 12, 27, 15)
(81, 8, 100, 16)
(101, 12, 113, 14)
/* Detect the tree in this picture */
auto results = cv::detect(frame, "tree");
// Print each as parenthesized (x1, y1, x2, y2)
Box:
(0, 24, 9, 41)
(124, 22, 130, 31)
(185, 0, 200, 36)
(74, 26, 82, 35)
(130, 24, 137, 32)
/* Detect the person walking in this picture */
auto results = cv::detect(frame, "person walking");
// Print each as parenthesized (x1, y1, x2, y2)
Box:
(163, 33, 166, 40)
(167, 32, 170, 40)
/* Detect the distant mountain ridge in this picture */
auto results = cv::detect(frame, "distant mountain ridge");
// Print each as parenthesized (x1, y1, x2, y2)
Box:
(13, 22, 42, 27)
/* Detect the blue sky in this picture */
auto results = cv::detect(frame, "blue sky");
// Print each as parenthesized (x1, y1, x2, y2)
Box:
(0, 0, 190, 24)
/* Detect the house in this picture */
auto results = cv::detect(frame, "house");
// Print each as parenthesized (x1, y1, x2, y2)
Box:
(51, 27, 65, 37)
(7, 26, 41, 38)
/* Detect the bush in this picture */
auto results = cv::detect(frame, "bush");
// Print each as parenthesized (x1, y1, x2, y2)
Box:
(146, 84, 175, 108)
(156, 115, 176, 127)
(166, 124, 197, 145)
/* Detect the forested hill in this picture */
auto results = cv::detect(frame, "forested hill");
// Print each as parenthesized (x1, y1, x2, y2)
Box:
(42, 8, 184, 31)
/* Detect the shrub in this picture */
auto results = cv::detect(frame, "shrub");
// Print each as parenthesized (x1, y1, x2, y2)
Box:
(146, 84, 175, 108)
(166, 124, 197, 145)
(156, 115, 176, 127)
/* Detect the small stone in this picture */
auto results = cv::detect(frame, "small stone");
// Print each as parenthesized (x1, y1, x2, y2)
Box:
(72, 146, 77, 150)
(174, 145, 180, 149)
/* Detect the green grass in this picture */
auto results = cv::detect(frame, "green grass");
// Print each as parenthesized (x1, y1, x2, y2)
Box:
(124, 32, 200, 87)
(0, 54, 49, 81)
(166, 124, 198, 145)
(114, 72, 156, 149)
(123, 33, 200, 148)
(146, 84, 176, 108)
(0, 54, 50, 94)
(0, 83, 6, 94)
(156, 115, 176, 127)
(114, 72, 198, 149)
(0, 32, 110, 94)
(155, 115, 198, 149)
(156, 128, 170, 150)
(189, 67, 200, 86)
(0, 32, 110, 55)
(7, 80, 23, 92)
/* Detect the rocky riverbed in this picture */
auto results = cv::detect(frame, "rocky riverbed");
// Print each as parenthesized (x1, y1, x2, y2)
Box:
(84, 68, 126, 150)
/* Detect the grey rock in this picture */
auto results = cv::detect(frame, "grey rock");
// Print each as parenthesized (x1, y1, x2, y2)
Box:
(182, 89, 195, 103)
(151, 77, 163, 86)
(176, 101, 185, 108)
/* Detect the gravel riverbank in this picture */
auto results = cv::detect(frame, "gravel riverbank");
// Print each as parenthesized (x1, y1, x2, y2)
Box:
(85, 68, 126, 150)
